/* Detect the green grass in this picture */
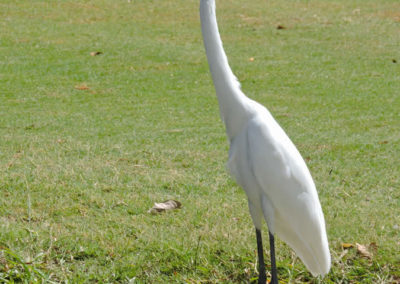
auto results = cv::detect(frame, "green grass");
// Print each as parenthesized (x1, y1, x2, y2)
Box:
(0, 0, 399, 282)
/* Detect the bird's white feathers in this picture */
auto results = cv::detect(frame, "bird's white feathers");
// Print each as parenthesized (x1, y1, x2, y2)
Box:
(200, 0, 331, 277)
(228, 109, 331, 276)
(200, 0, 252, 140)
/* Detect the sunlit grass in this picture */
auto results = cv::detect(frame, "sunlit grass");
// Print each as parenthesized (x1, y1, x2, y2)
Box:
(0, 0, 399, 282)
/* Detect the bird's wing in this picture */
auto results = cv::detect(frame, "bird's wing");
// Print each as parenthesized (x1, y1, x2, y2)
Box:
(246, 113, 331, 276)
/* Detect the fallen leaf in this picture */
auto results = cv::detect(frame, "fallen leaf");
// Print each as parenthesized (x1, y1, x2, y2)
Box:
(249, 57, 254, 62)
(379, 140, 388, 144)
(75, 85, 90, 90)
(90, 51, 102, 56)
(276, 25, 286, 30)
(148, 200, 182, 214)
(341, 243, 354, 249)
(356, 243, 372, 259)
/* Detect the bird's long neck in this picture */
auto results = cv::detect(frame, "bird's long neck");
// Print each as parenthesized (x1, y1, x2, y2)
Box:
(200, 0, 252, 140)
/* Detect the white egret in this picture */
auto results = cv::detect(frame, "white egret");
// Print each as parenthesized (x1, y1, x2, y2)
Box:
(199, 0, 331, 283)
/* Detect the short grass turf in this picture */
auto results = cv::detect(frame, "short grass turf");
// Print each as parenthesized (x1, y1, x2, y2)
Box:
(0, 0, 399, 283)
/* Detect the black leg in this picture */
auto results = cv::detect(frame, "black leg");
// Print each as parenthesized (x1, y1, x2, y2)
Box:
(269, 231, 278, 284)
(256, 229, 266, 284)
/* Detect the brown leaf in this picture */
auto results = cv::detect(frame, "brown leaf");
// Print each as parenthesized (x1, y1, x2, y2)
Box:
(90, 51, 102, 56)
(277, 25, 286, 30)
(75, 85, 90, 90)
(356, 243, 372, 259)
(148, 200, 182, 214)
(341, 243, 354, 249)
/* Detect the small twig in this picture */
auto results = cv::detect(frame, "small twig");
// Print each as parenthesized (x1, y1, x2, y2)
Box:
(24, 178, 31, 224)
(194, 235, 202, 270)
(46, 226, 54, 256)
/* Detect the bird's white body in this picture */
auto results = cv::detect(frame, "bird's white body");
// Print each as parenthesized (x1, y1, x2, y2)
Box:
(200, 0, 331, 276)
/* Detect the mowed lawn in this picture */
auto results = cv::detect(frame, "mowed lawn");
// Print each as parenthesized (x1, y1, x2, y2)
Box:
(0, 0, 399, 282)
